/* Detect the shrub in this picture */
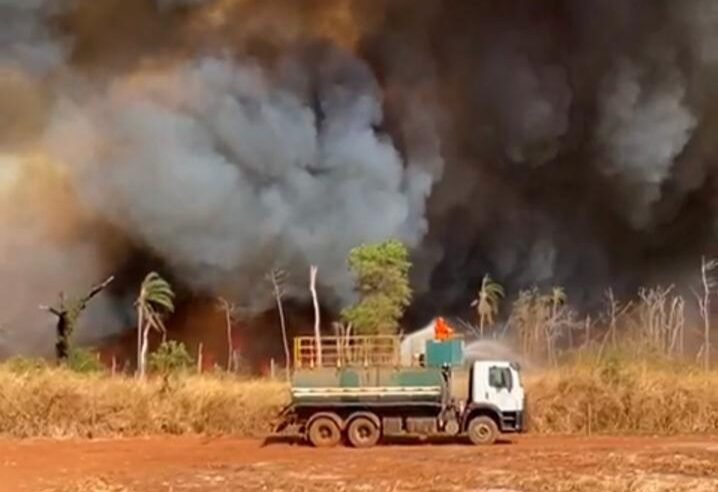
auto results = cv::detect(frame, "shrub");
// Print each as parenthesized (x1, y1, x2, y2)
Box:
(3, 355, 49, 374)
(66, 347, 104, 374)
(148, 341, 193, 375)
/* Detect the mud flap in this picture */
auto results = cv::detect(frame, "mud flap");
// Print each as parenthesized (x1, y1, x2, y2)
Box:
(271, 404, 295, 434)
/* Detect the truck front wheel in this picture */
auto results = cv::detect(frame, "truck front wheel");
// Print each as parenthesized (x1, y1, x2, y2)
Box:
(467, 416, 498, 445)
(307, 416, 341, 448)
(346, 416, 380, 448)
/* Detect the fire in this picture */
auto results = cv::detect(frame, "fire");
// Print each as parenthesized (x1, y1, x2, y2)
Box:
(193, 0, 364, 52)
(0, 152, 90, 241)
(0, 154, 22, 195)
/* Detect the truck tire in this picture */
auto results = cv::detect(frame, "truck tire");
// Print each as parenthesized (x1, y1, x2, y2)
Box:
(307, 416, 341, 448)
(346, 416, 380, 448)
(467, 416, 498, 445)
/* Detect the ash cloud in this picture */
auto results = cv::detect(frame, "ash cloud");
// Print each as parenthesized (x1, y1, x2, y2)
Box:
(0, 0, 69, 75)
(46, 53, 427, 311)
(2, 0, 718, 353)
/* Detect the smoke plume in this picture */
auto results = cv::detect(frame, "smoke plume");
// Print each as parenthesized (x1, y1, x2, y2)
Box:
(2, 0, 718, 354)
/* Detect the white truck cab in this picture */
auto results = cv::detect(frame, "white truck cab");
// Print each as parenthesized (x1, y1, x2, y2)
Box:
(471, 361, 524, 413)
(457, 360, 525, 444)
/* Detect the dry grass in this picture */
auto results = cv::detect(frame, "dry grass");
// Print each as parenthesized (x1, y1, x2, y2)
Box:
(0, 369, 287, 438)
(0, 356, 717, 438)
(526, 356, 718, 434)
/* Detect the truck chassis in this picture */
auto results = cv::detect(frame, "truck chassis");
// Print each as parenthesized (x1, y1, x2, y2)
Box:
(274, 401, 523, 448)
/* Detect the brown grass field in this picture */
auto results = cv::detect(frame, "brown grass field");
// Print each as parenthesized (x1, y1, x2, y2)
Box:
(1, 359, 717, 438)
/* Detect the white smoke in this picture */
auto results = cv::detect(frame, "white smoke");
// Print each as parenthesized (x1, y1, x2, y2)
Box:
(45, 56, 433, 310)
(597, 59, 698, 229)
(0, 0, 69, 75)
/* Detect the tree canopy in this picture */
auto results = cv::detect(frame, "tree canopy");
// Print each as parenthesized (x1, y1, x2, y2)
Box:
(340, 239, 412, 335)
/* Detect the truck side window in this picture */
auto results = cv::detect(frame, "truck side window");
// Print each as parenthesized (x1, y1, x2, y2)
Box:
(489, 366, 513, 391)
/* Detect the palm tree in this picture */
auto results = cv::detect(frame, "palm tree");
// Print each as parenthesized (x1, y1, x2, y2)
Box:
(470, 274, 505, 337)
(136, 272, 175, 378)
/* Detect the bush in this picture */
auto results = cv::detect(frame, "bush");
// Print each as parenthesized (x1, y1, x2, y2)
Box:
(2, 355, 49, 374)
(66, 347, 105, 374)
(148, 341, 193, 375)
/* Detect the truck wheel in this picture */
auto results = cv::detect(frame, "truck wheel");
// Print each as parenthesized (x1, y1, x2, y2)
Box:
(347, 416, 380, 448)
(467, 416, 498, 445)
(307, 416, 341, 448)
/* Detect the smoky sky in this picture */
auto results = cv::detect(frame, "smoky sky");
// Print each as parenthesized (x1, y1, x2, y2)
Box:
(1, 0, 718, 353)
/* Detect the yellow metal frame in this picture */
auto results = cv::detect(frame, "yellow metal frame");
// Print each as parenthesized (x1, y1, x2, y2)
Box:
(293, 335, 400, 368)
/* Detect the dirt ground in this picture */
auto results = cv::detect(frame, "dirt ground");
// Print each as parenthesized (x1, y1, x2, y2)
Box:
(1, 435, 717, 492)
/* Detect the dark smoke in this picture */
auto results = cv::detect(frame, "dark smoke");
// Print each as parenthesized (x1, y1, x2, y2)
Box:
(1, 0, 717, 354)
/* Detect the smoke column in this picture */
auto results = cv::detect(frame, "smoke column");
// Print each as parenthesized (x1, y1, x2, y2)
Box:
(1, 0, 718, 354)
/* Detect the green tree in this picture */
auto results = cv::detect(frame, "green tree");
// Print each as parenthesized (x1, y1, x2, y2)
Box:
(470, 274, 505, 337)
(341, 239, 412, 335)
(136, 272, 175, 378)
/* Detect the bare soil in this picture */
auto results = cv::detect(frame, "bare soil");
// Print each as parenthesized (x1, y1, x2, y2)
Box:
(1, 435, 717, 492)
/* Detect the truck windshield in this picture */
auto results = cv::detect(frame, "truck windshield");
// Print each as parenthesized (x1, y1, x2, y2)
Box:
(489, 366, 513, 391)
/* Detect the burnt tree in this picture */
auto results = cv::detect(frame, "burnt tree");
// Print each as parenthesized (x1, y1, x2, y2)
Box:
(40, 276, 114, 363)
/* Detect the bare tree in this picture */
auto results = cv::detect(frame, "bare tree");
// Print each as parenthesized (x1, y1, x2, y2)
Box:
(510, 287, 579, 366)
(332, 321, 354, 366)
(605, 289, 619, 347)
(309, 265, 322, 367)
(40, 275, 114, 363)
(696, 256, 718, 370)
(633, 286, 685, 357)
(267, 268, 291, 381)
(216, 297, 243, 372)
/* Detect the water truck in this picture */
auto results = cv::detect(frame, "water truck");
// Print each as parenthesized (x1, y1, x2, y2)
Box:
(273, 333, 525, 447)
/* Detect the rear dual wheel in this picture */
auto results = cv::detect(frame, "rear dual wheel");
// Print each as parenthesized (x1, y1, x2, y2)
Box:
(346, 416, 381, 448)
(307, 416, 341, 448)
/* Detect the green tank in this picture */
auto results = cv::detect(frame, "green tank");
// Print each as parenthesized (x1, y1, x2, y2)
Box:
(290, 335, 466, 404)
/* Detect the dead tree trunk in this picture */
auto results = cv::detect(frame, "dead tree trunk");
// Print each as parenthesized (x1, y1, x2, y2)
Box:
(699, 256, 718, 371)
(217, 297, 235, 372)
(309, 265, 322, 367)
(40, 276, 114, 365)
(136, 304, 144, 377)
(268, 269, 291, 381)
(224, 304, 233, 372)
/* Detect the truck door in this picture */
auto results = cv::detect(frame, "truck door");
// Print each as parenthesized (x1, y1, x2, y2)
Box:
(473, 363, 523, 412)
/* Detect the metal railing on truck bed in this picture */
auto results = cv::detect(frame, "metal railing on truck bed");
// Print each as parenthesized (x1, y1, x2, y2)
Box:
(293, 335, 400, 368)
